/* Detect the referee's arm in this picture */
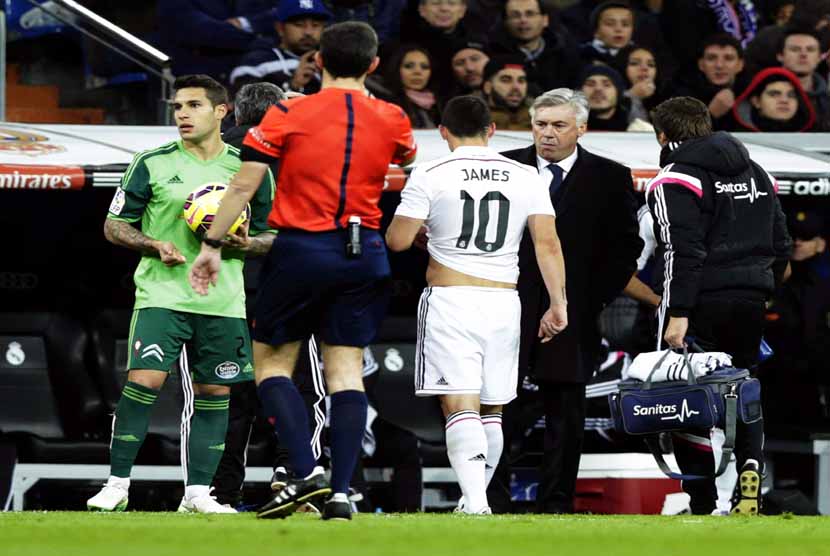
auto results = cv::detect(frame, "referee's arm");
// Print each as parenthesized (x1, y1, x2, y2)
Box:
(204, 160, 269, 242)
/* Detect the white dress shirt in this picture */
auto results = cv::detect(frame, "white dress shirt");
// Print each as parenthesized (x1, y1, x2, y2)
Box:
(536, 147, 579, 189)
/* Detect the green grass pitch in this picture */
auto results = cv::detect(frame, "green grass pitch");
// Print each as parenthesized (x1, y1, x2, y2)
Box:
(2, 513, 830, 556)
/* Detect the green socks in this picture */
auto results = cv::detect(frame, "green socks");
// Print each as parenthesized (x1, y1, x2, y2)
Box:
(110, 381, 159, 478)
(110, 385, 229, 487)
(186, 394, 230, 486)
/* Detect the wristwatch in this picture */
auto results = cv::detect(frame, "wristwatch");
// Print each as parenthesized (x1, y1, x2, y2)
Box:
(202, 237, 223, 249)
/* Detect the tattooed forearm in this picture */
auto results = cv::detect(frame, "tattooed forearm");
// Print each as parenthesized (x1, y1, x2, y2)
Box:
(104, 219, 158, 254)
(245, 233, 276, 256)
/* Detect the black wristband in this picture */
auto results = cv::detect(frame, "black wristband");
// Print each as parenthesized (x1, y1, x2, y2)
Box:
(202, 237, 223, 249)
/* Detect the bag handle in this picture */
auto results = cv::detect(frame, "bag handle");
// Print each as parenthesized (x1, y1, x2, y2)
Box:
(643, 345, 697, 390)
(645, 390, 738, 481)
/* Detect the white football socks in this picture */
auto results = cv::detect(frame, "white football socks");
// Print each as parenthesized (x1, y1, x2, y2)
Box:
(445, 410, 488, 513)
(481, 413, 503, 488)
(184, 484, 210, 500)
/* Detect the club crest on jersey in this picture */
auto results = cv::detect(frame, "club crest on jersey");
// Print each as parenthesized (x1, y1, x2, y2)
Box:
(215, 361, 241, 379)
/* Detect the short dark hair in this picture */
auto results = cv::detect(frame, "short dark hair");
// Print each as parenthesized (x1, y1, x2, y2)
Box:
(440, 95, 491, 138)
(319, 21, 378, 78)
(698, 33, 744, 59)
(502, 0, 544, 21)
(650, 97, 713, 142)
(173, 74, 229, 107)
(234, 83, 286, 126)
(590, 1, 634, 32)
(778, 25, 822, 54)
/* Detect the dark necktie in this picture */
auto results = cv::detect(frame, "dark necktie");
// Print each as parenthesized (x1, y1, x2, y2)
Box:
(547, 163, 564, 197)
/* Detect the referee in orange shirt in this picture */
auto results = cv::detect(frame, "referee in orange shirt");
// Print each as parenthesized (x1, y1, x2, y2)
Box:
(189, 21, 417, 521)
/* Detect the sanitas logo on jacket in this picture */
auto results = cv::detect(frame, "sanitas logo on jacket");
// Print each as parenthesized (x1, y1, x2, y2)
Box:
(715, 177, 768, 203)
(714, 180, 748, 193)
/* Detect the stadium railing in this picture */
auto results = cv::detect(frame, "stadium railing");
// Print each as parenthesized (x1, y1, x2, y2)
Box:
(14, 0, 175, 124)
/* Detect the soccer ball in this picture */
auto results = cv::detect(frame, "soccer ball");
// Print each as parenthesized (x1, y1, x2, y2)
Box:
(182, 183, 251, 236)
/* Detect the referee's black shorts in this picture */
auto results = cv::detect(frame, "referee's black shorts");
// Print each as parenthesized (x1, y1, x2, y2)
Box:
(252, 229, 391, 347)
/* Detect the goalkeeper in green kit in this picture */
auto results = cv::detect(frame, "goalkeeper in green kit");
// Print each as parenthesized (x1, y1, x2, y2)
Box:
(88, 75, 276, 513)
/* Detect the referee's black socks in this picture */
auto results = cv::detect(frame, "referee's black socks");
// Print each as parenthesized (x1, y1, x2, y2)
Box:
(329, 390, 369, 495)
(257, 376, 317, 478)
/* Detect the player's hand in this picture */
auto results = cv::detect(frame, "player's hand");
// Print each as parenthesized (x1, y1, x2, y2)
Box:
(155, 241, 186, 266)
(629, 80, 656, 99)
(413, 225, 429, 250)
(290, 50, 317, 90)
(664, 316, 688, 349)
(538, 303, 568, 343)
(226, 17, 244, 30)
(223, 220, 251, 250)
(189, 245, 222, 295)
(708, 89, 735, 118)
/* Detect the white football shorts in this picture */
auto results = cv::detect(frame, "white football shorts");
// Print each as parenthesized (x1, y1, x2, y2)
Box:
(414, 286, 520, 405)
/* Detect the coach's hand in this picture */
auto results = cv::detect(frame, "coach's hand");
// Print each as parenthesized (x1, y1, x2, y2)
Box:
(538, 303, 568, 343)
(156, 241, 186, 266)
(664, 316, 688, 348)
(189, 245, 222, 295)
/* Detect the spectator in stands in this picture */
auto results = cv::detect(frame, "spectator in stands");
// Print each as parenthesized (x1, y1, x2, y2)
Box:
(775, 27, 830, 130)
(562, 0, 674, 74)
(449, 40, 490, 96)
(381, 45, 442, 129)
(671, 34, 747, 131)
(325, 0, 407, 45)
(398, 0, 479, 95)
(615, 44, 666, 122)
(767, 0, 796, 26)
(157, 0, 275, 80)
(661, 0, 762, 74)
(487, 0, 581, 96)
(579, 65, 634, 131)
(744, 0, 830, 75)
(733, 67, 816, 131)
(482, 56, 531, 130)
(229, 0, 332, 94)
(579, 1, 636, 66)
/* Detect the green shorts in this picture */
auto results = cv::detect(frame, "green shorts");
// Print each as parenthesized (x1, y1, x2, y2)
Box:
(127, 307, 254, 385)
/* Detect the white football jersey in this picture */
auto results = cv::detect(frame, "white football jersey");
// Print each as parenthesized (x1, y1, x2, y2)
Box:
(395, 145, 555, 283)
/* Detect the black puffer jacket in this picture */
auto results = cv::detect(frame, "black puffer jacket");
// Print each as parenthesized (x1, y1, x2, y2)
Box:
(646, 132, 792, 317)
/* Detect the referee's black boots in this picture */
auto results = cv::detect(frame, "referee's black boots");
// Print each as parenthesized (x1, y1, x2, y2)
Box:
(257, 467, 330, 519)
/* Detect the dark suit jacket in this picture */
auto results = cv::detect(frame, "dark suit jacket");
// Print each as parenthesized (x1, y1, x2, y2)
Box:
(502, 144, 642, 383)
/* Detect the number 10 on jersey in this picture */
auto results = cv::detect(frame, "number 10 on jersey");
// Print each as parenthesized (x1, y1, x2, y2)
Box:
(456, 190, 511, 252)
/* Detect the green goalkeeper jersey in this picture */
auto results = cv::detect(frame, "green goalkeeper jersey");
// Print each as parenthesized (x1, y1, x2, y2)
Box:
(107, 140, 275, 318)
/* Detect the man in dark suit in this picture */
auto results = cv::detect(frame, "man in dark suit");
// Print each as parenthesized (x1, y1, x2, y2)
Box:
(499, 88, 642, 513)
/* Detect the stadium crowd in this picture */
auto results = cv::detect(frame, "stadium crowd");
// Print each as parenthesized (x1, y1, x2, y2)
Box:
(155, 0, 830, 133)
